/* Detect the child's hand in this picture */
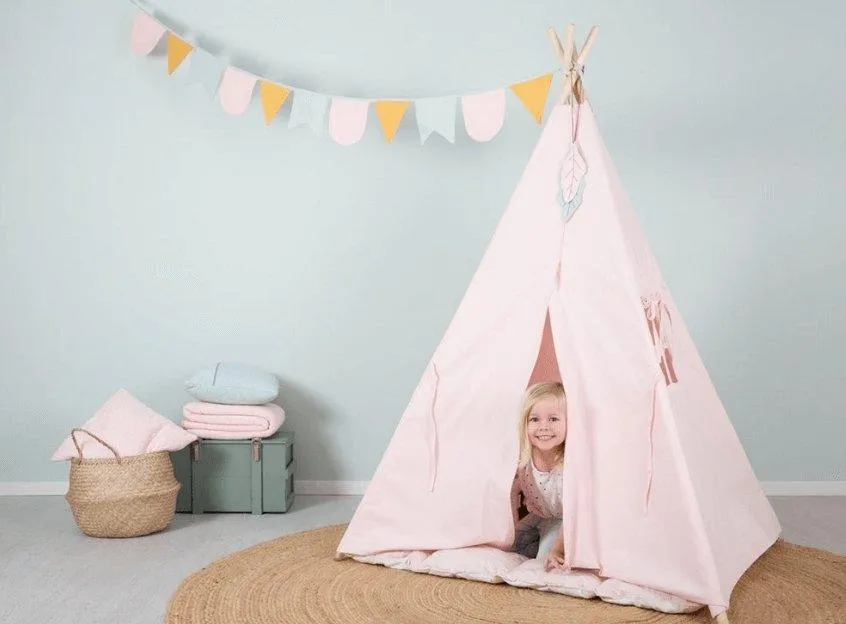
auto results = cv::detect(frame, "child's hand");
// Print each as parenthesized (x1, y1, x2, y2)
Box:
(544, 550, 566, 572)
(543, 537, 566, 572)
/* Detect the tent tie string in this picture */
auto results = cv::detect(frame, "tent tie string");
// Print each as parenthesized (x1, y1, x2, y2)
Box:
(427, 361, 441, 492)
(645, 371, 661, 512)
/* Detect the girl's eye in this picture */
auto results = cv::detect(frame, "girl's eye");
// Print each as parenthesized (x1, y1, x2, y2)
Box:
(529, 416, 539, 422)
(550, 416, 559, 422)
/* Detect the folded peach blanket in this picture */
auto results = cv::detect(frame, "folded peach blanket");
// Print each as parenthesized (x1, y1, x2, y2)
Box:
(181, 402, 285, 439)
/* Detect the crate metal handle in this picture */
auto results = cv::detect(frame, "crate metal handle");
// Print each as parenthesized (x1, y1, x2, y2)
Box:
(252, 438, 261, 462)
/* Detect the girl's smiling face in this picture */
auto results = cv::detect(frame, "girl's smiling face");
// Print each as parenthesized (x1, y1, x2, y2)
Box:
(526, 397, 567, 452)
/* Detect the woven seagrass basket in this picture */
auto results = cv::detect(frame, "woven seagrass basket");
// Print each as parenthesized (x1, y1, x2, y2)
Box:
(65, 428, 181, 538)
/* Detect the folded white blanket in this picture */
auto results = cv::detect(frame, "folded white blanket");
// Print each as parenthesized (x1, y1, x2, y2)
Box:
(181, 402, 285, 439)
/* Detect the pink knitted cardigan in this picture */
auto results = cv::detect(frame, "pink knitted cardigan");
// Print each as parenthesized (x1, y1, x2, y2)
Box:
(510, 460, 562, 527)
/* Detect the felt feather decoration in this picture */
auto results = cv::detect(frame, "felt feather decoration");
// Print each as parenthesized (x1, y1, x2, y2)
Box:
(557, 141, 588, 222)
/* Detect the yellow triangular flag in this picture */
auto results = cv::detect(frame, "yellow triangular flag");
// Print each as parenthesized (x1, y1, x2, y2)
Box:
(510, 73, 553, 124)
(167, 33, 193, 75)
(259, 81, 291, 124)
(375, 101, 411, 143)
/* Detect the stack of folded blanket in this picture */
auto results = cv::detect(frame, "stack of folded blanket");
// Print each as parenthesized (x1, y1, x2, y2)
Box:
(182, 402, 284, 439)
(182, 362, 285, 440)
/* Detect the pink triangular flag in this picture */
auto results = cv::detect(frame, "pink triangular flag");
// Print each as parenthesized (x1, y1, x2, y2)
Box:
(329, 98, 370, 146)
(130, 11, 166, 56)
(218, 67, 257, 116)
(461, 89, 506, 142)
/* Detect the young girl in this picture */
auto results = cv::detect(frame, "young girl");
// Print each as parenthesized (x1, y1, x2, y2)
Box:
(510, 381, 568, 572)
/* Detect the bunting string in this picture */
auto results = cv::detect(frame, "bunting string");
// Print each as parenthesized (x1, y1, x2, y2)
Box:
(128, 0, 562, 146)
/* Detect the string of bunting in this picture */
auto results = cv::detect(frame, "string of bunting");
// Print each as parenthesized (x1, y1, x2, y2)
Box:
(128, 1, 561, 145)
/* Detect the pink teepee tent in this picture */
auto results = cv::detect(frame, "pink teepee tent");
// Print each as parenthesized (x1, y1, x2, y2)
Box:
(336, 24, 780, 622)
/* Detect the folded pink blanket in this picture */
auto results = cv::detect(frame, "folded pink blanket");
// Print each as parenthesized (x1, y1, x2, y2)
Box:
(181, 402, 285, 439)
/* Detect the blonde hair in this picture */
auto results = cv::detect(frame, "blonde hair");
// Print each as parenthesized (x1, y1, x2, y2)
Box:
(518, 381, 567, 467)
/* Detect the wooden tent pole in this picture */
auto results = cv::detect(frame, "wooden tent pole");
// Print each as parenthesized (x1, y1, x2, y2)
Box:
(564, 23, 575, 67)
(547, 23, 600, 105)
(576, 25, 600, 67)
(547, 26, 569, 67)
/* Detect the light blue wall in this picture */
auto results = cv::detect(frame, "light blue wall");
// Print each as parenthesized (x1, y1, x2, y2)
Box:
(1, 0, 844, 483)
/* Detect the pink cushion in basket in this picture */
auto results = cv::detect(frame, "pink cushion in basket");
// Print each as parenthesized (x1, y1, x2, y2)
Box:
(52, 389, 197, 460)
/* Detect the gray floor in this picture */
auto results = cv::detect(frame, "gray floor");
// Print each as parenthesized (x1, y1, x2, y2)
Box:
(0, 495, 843, 624)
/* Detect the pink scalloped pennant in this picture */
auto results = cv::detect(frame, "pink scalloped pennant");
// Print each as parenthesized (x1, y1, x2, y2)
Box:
(218, 67, 257, 116)
(461, 89, 506, 142)
(329, 98, 370, 146)
(130, 11, 166, 56)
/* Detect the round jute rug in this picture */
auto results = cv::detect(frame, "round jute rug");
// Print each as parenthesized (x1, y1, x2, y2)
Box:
(166, 524, 846, 624)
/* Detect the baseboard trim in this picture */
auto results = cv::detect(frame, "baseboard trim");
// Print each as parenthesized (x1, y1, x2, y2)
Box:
(0, 480, 843, 497)
(294, 481, 369, 496)
(0, 482, 70, 496)
(761, 481, 846, 496)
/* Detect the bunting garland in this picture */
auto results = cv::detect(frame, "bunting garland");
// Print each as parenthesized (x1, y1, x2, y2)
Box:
(375, 101, 412, 143)
(128, 1, 559, 146)
(259, 82, 292, 125)
(330, 99, 370, 146)
(219, 68, 258, 116)
(510, 74, 555, 125)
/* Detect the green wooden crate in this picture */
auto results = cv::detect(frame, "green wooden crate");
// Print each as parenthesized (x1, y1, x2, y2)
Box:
(171, 442, 193, 513)
(170, 430, 294, 514)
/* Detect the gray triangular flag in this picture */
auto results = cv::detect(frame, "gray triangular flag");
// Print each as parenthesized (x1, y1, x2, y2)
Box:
(288, 90, 329, 135)
(415, 96, 457, 144)
(185, 48, 225, 95)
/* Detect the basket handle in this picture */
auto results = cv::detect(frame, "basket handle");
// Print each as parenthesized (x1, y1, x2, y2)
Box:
(70, 428, 122, 461)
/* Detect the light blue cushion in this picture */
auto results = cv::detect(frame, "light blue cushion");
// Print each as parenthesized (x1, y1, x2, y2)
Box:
(185, 362, 279, 405)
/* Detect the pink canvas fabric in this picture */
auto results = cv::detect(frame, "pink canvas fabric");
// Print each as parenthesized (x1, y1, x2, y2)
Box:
(52, 389, 197, 460)
(181, 402, 284, 439)
(336, 101, 781, 618)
